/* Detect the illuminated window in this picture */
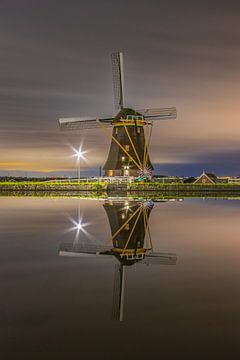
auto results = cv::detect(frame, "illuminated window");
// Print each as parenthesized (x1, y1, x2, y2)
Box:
(115, 128, 118, 135)
(137, 127, 141, 134)
(124, 145, 130, 151)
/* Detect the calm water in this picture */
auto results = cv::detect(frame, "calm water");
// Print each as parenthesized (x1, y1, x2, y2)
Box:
(1, 197, 240, 359)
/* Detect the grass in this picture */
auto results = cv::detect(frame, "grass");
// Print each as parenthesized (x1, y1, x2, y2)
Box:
(1, 181, 240, 193)
(0, 181, 108, 190)
(128, 182, 240, 187)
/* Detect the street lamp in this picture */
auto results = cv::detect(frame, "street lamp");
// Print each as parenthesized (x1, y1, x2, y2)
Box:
(72, 146, 87, 183)
(74, 149, 83, 183)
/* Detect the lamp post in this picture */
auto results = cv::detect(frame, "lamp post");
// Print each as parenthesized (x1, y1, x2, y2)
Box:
(72, 147, 85, 183)
(76, 150, 82, 183)
(72, 145, 88, 183)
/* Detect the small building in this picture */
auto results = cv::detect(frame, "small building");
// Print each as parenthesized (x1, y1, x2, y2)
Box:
(194, 171, 218, 184)
(184, 176, 196, 184)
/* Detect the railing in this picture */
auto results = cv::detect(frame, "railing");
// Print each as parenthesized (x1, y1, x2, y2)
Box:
(46, 176, 135, 184)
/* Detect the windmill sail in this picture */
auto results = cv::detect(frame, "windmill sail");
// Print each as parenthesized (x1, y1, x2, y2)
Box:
(137, 107, 177, 121)
(59, 116, 113, 130)
(111, 52, 124, 110)
(58, 52, 177, 177)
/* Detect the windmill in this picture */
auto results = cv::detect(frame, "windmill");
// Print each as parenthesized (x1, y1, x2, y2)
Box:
(59, 52, 177, 178)
(59, 199, 177, 321)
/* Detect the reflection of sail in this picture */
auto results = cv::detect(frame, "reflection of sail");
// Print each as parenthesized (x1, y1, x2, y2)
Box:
(111, 255, 177, 322)
(59, 198, 177, 322)
(103, 200, 176, 321)
(112, 264, 125, 322)
(59, 242, 111, 258)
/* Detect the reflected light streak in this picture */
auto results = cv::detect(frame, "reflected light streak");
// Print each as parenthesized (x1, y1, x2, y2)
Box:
(67, 213, 93, 246)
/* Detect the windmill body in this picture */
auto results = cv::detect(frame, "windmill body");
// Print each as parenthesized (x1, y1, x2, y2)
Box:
(103, 109, 154, 177)
(59, 52, 177, 178)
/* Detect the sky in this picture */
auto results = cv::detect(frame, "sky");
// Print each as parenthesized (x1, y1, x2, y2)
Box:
(1, 0, 240, 177)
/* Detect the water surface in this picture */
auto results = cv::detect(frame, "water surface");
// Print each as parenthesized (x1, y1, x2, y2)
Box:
(1, 197, 240, 359)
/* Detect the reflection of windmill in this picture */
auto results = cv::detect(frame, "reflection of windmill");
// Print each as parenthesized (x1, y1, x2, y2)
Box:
(59, 199, 177, 321)
(59, 52, 177, 177)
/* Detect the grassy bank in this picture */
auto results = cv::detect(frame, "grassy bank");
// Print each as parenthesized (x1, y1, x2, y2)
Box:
(1, 181, 240, 194)
(0, 181, 108, 191)
(128, 182, 240, 191)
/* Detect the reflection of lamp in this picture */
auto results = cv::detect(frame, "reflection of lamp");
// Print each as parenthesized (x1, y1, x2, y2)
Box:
(67, 202, 91, 247)
(76, 223, 82, 230)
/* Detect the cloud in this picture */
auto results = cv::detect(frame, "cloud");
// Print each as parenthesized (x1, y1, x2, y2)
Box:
(0, 0, 240, 175)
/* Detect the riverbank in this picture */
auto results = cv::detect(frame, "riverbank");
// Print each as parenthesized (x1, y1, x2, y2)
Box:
(1, 181, 240, 199)
(0, 181, 108, 191)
